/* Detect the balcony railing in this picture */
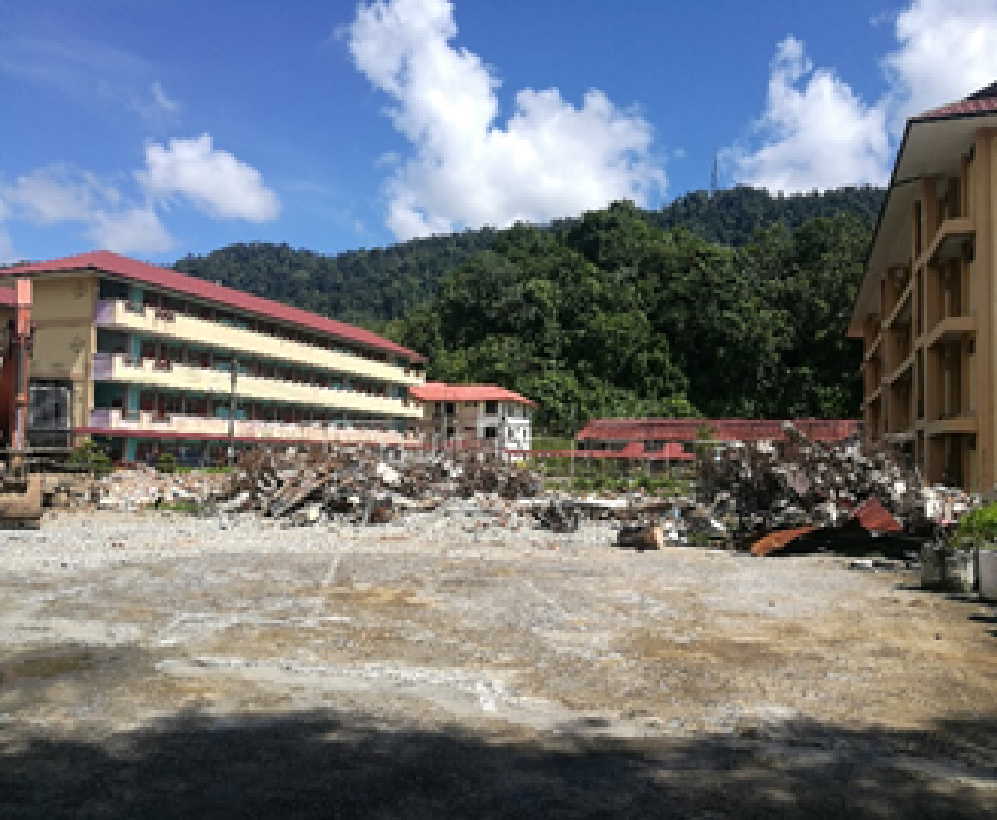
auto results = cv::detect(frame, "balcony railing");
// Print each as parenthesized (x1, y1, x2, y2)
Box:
(92, 353, 424, 418)
(87, 408, 414, 446)
(924, 315, 976, 348)
(919, 217, 974, 269)
(94, 299, 425, 386)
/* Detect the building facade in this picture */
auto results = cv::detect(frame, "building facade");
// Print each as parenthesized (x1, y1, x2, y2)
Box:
(408, 382, 533, 453)
(0, 251, 426, 464)
(849, 83, 997, 491)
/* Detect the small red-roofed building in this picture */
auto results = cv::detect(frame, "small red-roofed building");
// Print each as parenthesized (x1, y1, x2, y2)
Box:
(577, 418, 859, 455)
(408, 382, 534, 453)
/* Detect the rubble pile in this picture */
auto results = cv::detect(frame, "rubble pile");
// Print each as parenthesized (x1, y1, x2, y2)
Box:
(697, 423, 977, 535)
(83, 467, 231, 511)
(216, 446, 543, 524)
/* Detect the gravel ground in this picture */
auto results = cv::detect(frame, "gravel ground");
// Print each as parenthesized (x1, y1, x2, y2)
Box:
(2, 508, 996, 818)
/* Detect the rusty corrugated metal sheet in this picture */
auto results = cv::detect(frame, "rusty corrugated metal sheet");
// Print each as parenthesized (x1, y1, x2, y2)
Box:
(750, 527, 817, 557)
(850, 497, 902, 533)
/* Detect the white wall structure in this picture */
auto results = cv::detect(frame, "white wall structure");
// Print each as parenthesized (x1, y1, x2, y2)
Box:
(410, 383, 533, 455)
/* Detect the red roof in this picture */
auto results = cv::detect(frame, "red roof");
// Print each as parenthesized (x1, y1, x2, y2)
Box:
(914, 87, 997, 122)
(408, 382, 535, 406)
(0, 250, 425, 362)
(577, 418, 859, 444)
(0, 287, 15, 308)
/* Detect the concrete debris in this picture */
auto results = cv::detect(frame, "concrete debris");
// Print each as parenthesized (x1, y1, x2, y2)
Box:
(45, 467, 231, 512)
(536, 501, 581, 533)
(697, 422, 979, 538)
(616, 524, 664, 551)
(216, 446, 544, 524)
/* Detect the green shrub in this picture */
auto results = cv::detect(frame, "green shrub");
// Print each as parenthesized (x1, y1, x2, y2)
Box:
(955, 502, 997, 550)
(66, 440, 112, 477)
(155, 452, 177, 474)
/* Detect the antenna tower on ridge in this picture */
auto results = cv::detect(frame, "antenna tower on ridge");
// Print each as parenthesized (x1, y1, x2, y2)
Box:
(710, 151, 719, 197)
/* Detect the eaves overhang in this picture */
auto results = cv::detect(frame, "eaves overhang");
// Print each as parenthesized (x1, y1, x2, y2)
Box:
(848, 101, 997, 338)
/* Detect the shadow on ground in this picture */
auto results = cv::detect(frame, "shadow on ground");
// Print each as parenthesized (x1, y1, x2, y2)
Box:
(2, 702, 996, 819)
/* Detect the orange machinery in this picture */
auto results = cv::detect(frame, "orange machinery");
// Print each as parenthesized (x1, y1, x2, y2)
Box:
(0, 279, 42, 527)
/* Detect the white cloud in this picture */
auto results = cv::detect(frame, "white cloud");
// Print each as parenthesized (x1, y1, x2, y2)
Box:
(88, 207, 175, 254)
(137, 134, 281, 221)
(347, 0, 664, 239)
(885, 0, 997, 127)
(0, 133, 279, 253)
(1, 166, 101, 224)
(133, 81, 183, 128)
(731, 0, 997, 192)
(151, 81, 181, 116)
(375, 150, 401, 167)
(0, 164, 175, 254)
(729, 37, 891, 192)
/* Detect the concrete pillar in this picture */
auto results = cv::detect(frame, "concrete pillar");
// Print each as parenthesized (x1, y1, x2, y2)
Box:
(976, 130, 994, 489)
(924, 346, 940, 422)
(922, 176, 939, 250)
(126, 385, 138, 417)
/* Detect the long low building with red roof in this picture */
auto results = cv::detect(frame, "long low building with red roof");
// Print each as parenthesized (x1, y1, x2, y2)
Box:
(0, 250, 428, 464)
(408, 382, 534, 452)
(577, 418, 861, 456)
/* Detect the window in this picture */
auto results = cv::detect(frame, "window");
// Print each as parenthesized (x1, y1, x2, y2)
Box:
(444, 402, 456, 415)
(484, 426, 498, 439)
(96, 329, 129, 355)
(485, 400, 499, 415)
(99, 279, 130, 301)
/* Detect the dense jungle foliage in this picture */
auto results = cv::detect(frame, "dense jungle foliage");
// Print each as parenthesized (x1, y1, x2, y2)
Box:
(174, 227, 500, 327)
(174, 186, 882, 434)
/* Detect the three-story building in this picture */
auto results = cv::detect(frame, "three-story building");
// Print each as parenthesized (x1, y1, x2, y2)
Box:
(0, 250, 426, 464)
(849, 82, 997, 490)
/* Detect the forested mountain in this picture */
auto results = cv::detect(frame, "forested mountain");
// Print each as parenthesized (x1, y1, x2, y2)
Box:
(173, 187, 879, 431)
(174, 186, 883, 327)
(645, 185, 884, 246)
(174, 228, 499, 327)
(392, 202, 868, 433)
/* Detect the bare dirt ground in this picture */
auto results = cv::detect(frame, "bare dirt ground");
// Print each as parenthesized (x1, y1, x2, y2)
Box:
(2, 509, 997, 818)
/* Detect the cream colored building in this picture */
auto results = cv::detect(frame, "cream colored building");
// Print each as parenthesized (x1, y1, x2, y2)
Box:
(849, 83, 997, 490)
(0, 250, 426, 464)
(408, 382, 533, 453)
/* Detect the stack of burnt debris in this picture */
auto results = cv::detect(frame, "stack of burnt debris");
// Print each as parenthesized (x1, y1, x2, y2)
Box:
(214, 446, 543, 525)
(695, 422, 977, 540)
(615, 423, 978, 552)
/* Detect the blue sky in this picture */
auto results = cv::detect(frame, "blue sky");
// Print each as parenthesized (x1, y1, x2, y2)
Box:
(2, 0, 996, 264)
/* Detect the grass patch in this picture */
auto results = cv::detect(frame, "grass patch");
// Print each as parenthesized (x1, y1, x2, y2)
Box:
(155, 500, 207, 515)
